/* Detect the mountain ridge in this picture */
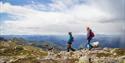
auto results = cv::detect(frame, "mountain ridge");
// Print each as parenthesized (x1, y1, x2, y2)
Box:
(0, 34, 124, 48)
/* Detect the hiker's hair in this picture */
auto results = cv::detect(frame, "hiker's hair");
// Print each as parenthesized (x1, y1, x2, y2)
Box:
(68, 32, 72, 34)
(87, 27, 90, 30)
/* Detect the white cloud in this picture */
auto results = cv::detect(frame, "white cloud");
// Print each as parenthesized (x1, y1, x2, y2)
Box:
(0, 0, 124, 35)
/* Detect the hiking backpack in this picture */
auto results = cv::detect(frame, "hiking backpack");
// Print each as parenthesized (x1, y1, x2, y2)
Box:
(90, 31, 95, 37)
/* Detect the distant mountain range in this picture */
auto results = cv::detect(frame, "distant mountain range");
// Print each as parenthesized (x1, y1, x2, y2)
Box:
(0, 34, 125, 48)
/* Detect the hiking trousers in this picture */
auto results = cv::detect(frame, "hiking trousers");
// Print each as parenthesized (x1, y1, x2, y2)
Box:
(67, 44, 75, 52)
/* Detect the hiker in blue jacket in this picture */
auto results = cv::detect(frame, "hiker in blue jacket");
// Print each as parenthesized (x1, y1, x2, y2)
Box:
(86, 27, 95, 50)
(67, 32, 75, 52)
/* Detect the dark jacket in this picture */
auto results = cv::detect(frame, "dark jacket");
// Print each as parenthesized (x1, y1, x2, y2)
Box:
(87, 29, 94, 40)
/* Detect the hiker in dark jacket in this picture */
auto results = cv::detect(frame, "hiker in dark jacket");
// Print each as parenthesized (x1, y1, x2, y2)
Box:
(86, 27, 95, 50)
(67, 32, 75, 52)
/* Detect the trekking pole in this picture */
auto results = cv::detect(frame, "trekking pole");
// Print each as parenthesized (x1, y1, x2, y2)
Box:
(83, 40, 88, 49)
(79, 42, 83, 49)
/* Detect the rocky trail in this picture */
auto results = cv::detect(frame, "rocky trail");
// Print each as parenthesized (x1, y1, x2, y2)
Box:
(37, 48, 125, 63)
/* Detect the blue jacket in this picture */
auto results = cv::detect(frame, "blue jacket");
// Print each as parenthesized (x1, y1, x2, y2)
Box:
(68, 34, 74, 43)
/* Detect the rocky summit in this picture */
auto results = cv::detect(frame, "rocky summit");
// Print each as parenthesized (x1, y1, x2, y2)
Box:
(0, 40, 125, 63)
(41, 48, 125, 63)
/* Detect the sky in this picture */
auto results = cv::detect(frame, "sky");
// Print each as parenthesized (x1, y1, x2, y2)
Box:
(0, 0, 125, 35)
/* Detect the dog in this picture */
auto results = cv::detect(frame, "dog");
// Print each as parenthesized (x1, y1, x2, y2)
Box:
(91, 41, 100, 48)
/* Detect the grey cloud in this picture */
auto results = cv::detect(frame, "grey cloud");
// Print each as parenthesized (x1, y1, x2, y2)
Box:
(90, 0, 125, 23)
(42, 24, 83, 33)
(99, 17, 125, 23)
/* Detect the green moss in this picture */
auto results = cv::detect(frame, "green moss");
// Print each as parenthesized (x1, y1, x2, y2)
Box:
(96, 52, 111, 58)
(111, 48, 125, 56)
(0, 41, 47, 57)
(11, 56, 38, 63)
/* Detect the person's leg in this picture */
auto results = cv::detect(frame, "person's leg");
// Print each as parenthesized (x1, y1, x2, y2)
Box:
(87, 39, 90, 45)
(67, 44, 69, 52)
(67, 44, 71, 52)
(69, 44, 73, 51)
(67, 48, 70, 52)
(87, 39, 90, 47)
(71, 47, 75, 51)
(88, 39, 93, 50)
(70, 43, 75, 51)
